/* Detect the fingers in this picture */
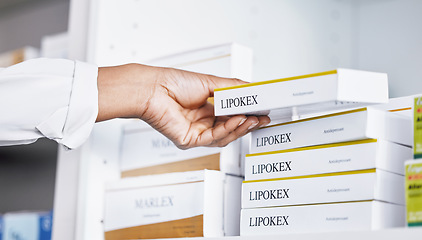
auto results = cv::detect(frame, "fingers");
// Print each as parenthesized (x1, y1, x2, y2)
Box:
(190, 114, 270, 148)
(206, 115, 248, 142)
(211, 115, 270, 147)
(179, 115, 244, 148)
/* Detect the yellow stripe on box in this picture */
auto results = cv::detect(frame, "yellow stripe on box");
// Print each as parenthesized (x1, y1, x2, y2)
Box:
(389, 107, 411, 112)
(243, 168, 376, 184)
(12, 48, 25, 65)
(246, 139, 377, 157)
(105, 215, 204, 239)
(214, 70, 338, 91)
(122, 153, 220, 178)
(256, 199, 374, 209)
(261, 107, 368, 129)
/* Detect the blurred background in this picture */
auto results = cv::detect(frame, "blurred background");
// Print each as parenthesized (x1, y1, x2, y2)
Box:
(0, 0, 421, 239)
(0, 0, 69, 213)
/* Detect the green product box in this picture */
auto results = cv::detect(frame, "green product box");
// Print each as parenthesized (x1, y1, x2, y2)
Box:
(405, 159, 422, 226)
(415, 96, 422, 159)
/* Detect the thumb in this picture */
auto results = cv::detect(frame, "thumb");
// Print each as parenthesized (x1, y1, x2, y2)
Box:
(205, 75, 248, 97)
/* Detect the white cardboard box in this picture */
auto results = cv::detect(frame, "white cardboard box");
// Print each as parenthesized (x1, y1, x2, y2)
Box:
(120, 121, 241, 177)
(240, 201, 405, 236)
(146, 42, 253, 82)
(296, 95, 414, 122)
(214, 68, 388, 121)
(250, 107, 412, 154)
(104, 170, 242, 239)
(244, 139, 412, 181)
(242, 169, 404, 209)
(41, 32, 68, 58)
(371, 95, 414, 113)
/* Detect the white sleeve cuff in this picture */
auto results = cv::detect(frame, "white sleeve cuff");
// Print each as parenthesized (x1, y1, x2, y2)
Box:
(37, 60, 98, 149)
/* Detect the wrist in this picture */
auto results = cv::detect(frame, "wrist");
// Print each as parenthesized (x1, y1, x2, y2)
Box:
(96, 63, 157, 122)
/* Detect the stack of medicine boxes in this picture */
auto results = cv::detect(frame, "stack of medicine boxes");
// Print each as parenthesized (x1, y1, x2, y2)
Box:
(405, 94, 422, 227)
(103, 43, 252, 239)
(213, 69, 412, 235)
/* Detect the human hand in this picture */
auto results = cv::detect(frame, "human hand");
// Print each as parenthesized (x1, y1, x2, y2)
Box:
(96, 63, 270, 149)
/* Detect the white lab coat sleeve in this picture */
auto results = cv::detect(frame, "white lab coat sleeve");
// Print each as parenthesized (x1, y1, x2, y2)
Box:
(0, 58, 98, 149)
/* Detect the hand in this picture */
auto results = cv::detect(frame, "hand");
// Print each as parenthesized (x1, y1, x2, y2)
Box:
(96, 63, 270, 149)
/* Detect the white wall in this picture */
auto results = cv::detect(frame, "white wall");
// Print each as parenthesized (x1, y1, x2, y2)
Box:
(355, 0, 422, 97)
(0, 0, 69, 53)
(89, 0, 355, 81)
(89, 0, 422, 97)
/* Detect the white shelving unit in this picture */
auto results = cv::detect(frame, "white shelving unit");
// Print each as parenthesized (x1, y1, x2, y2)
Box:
(52, 0, 422, 239)
(155, 228, 422, 240)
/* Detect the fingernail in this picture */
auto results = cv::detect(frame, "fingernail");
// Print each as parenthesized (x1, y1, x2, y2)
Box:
(248, 122, 259, 130)
(261, 121, 270, 127)
(238, 118, 247, 126)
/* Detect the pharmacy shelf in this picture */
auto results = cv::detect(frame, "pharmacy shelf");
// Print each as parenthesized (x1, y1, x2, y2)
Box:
(163, 227, 422, 240)
(58, 1, 422, 240)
